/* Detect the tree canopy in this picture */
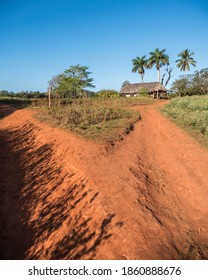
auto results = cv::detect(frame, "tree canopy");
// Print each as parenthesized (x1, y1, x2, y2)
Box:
(176, 49, 196, 74)
(132, 56, 149, 83)
(171, 68, 208, 96)
(49, 65, 95, 98)
(121, 80, 130, 89)
(148, 48, 169, 82)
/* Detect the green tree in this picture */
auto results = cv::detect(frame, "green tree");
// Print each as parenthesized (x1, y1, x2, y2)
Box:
(149, 48, 169, 82)
(176, 49, 196, 76)
(132, 56, 149, 83)
(192, 68, 208, 94)
(170, 74, 197, 97)
(121, 80, 130, 89)
(49, 65, 95, 98)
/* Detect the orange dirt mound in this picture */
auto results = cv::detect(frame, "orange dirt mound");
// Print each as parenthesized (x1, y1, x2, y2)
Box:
(0, 103, 208, 260)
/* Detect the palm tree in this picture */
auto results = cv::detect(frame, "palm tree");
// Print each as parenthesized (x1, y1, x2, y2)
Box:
(149, 48, 169, 82)
(132, 56, 149, 83)
(176, 49, 196, 76)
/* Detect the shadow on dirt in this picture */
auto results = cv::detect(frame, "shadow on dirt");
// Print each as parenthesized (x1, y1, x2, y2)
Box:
(0, 129, 32, 259)
(50, 213, 115, 260)
(0, 104, 18, 120)
(0, 123, 117, 259)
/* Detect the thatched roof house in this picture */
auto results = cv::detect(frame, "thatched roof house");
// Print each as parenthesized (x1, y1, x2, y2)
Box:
(120, 82, 167, 98)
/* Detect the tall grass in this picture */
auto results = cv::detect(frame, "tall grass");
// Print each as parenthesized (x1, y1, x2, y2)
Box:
(162, 96, 208, 146)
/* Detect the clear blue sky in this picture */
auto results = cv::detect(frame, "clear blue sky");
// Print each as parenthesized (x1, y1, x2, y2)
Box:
(0, 0, 208, 92)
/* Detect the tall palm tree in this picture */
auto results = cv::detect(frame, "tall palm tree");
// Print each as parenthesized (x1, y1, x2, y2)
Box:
(132, 56, 149, 83)
(176, 49, 196, 76)
(149, 48, 169, 82)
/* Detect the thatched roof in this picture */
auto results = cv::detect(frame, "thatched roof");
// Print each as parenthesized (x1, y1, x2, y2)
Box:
(120, 82, 167, 94)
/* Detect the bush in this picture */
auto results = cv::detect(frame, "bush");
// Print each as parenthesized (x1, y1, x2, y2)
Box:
(95, 89, 119, 98)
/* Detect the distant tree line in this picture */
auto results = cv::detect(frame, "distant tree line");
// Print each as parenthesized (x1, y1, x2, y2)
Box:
(0, 90, 46, 99)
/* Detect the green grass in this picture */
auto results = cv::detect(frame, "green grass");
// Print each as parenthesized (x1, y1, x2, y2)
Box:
(162, 95, 208, 147)
(35, 96, 153, 143)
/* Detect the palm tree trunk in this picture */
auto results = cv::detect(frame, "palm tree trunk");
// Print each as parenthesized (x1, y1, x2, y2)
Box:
(140, 74, 144, 83)
(158, 68, 160, 82)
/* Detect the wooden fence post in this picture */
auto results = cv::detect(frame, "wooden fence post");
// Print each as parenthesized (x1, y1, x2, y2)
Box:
(48, 85, 52, 109)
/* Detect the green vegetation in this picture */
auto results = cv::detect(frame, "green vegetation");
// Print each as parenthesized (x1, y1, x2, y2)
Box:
(132, 48, 170, 86)
(0, 90, 46, 99)
(132, 56, 149, 83)
(49, 64, 95, 98)
(149, 48, 169, 82)
(121, 80, 130, 89)
(0, 90, 47, 108)
(162, 96, 208, 146)
(0, 96, 32, 108)
(176, 49, 196, 75)
(171, 68, 208, 97)
(131, 48, 197, 89)
(95, 89, 119, 98)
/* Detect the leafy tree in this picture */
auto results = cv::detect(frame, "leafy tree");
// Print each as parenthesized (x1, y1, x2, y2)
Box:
(132, 56, 149, 83)
(148, 48, 169, 82)
(170, 74, 198, 97)
(176, 49, 196, 76)
(171, 68, 208, 97)
(171, 76, 189, 96)
(121, 80, 130, 89)
(192, 68, 208, 94)
(49, 65, 95, 98)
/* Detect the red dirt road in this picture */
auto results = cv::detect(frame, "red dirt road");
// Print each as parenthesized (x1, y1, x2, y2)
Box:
(0, 102, 208, 259)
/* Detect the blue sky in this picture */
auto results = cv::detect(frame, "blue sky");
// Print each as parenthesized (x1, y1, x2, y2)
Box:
(0, 0, 208, 92)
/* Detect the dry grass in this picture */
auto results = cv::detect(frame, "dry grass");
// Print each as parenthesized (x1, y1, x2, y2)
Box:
(35, 96, 153, 143)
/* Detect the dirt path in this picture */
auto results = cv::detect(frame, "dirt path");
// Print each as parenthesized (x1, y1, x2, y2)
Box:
(0, 102, 208, 259)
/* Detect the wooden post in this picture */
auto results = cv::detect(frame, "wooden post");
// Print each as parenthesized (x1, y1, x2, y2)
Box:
(48, 85, 52, 109)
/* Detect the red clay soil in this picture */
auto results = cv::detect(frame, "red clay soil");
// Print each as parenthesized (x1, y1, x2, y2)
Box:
(0, 102, 208, 260)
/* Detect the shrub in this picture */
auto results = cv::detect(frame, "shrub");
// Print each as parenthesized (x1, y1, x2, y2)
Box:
(95, 89, 119, 98)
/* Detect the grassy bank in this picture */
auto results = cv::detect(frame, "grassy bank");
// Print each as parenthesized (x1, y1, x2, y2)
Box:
(35, 96, 153, 143)
(162, 96, 208, 147)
